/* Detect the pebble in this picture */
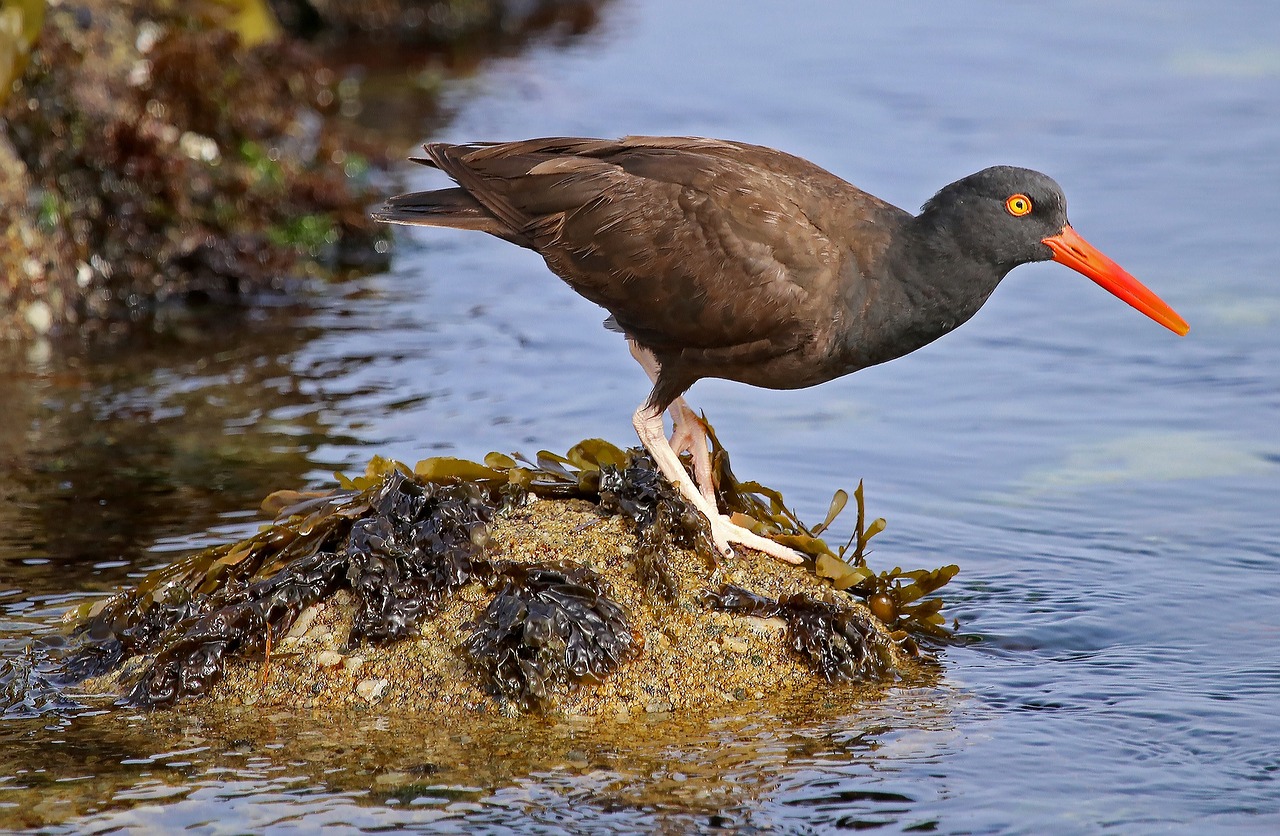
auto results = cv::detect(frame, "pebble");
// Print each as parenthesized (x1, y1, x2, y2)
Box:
(304, 622, 333, 645)
(356, 678, 390, 703)
(23, 301, 53, 335)
(315, 650, 344, 668)
(285, 605, 321, 640)
(179, 131, 221, 163)
(742, 616, 788, 636)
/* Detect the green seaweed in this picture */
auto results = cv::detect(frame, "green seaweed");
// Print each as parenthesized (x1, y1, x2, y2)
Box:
(702, 422, 956, 637)
(267, 212, 339, 256)
(238, 139, 286, 189)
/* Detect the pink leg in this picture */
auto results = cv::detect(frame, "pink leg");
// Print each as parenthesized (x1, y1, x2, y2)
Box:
(667, 398, 716, 506)
(632, 405, 803, 564)
(627, 342, 803, 565)
(628, 342, 716, 505)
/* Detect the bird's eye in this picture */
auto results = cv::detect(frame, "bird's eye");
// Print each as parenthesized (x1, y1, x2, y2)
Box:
(1005, 194, 1033, 217)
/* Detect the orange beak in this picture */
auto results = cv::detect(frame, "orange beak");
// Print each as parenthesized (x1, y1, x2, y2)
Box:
(1042, 225, 1189, 336)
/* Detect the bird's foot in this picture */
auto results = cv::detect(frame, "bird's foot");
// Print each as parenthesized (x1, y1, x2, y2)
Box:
(705, 512, 806, 565)
(632, 400, 804, 566)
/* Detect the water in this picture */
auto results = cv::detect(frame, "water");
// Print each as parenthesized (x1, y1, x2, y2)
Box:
(3, 0, 1279, 831)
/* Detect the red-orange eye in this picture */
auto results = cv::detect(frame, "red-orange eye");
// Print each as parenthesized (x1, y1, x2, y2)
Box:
(1005, 194, 1033, 216)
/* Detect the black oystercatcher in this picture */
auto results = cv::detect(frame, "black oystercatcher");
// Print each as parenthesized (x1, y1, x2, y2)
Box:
(376, 136, 1188, 564)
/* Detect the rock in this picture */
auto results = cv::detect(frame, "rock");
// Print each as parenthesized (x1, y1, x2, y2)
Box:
(68, 450, 942, 718)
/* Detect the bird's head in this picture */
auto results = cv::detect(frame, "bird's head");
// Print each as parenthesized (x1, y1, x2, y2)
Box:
(920, 166, 1188, 336)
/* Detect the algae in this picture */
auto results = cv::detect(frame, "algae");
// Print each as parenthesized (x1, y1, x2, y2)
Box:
(463, 561, 637, 711)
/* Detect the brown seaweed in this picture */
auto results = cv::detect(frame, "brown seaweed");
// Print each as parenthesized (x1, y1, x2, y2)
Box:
(598, 452, 709, 601)
(126, 537, 349, 705)
(704, 425, 958, 637)
(69, 469, 502, 707)
(345, 470, 492, 644)
(419, 441, 713, 599)
(703, 585, 902, 683)
(462, 562, 636, 712)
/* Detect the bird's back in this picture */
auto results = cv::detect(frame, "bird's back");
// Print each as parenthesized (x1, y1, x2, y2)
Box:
(379, 136, 912, 406)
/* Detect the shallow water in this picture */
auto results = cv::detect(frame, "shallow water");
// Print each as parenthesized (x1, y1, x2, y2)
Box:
(3, 0, 1280, 831)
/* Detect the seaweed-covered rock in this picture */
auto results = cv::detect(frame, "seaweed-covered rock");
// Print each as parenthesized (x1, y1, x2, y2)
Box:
(271, 0, 607, 44)
(1, 0, 391, 340)
(69, 468, 504, 708)
(599, 453, 708, 601)
(61, 437, 952, 717)
(1, 0, 615, 340)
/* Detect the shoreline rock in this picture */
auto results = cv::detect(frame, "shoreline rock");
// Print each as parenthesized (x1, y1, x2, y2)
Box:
(70, 444, 950, 718)
(0, 0, 609, 341)
(206, 497, 919, 716)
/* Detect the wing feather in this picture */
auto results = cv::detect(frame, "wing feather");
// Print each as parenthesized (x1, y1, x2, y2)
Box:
(413, 137, 908, 365)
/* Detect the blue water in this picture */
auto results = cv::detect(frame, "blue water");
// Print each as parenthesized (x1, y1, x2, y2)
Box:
(3, 0, 1279, 831)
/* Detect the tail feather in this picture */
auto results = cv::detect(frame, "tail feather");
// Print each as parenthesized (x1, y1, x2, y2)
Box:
(373, 187, 496, 229)
(376, 184, 534, 246)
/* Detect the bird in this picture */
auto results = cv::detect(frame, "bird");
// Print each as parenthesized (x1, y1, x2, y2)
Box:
(375, 136, 1189, 565)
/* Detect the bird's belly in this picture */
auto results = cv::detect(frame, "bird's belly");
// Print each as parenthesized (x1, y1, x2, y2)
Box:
(678, 335, 852, 392)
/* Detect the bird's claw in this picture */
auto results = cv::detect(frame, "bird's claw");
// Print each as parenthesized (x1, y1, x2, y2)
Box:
(706, 513, 805, 565)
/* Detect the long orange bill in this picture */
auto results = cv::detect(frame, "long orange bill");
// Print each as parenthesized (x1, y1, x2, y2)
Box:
(1042, 225, 1189, 336)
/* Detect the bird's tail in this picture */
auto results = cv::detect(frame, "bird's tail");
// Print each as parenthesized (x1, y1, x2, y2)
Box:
(373, 187, 502, 234)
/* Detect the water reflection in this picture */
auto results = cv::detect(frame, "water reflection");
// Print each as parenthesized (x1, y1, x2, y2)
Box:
(0, 687, 956, 832)
(0, 310, 333, 596)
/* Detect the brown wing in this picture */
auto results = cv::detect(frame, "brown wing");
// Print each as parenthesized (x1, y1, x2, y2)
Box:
(422, 137, 908, 356)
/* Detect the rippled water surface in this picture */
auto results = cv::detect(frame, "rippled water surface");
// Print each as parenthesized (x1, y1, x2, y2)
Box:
(3, 0, 1279, 832)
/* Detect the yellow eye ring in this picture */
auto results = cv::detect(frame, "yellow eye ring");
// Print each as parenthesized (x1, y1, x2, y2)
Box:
(1005, 194, 1033, 217)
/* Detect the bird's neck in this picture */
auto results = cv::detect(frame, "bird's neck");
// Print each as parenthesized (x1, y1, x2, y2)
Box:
(839, 215, 1009, 369)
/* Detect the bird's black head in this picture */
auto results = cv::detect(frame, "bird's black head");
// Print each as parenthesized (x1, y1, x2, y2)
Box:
(913, 165, 1188, 336)
(917, 166, 1068, 272)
